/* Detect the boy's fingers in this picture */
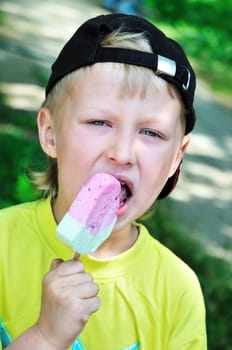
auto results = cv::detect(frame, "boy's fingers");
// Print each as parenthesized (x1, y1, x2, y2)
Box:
(50, 258, 64, 271)
(76, 282, 99, 299)
(81, 296, 101, 314)
(49, 259, 85, 276)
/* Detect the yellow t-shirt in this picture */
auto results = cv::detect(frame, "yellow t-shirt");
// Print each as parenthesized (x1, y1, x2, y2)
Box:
(0, 198, 207, 349)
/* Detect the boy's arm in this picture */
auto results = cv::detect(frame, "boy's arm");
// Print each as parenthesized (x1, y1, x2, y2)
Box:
(6, 258, 100, 350)
(6, 325, 66, 350)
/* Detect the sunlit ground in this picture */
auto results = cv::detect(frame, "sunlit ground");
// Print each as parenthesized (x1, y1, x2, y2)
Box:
(0, 83, 43, 110)
(171, 82, 232, 261)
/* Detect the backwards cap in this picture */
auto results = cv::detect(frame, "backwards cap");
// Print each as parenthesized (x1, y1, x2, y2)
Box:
(46, 13, 196, 199)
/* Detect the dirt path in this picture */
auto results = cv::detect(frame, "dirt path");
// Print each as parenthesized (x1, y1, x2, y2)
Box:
(1, 0, 231, 260)
(171, 82, 232, 261)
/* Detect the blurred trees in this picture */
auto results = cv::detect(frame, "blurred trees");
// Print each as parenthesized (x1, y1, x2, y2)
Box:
(145, 0, 232, 31)
(144, 0, 232, 94)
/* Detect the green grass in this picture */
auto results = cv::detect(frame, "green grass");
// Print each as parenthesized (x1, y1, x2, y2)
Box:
(0, 93, 44, 207)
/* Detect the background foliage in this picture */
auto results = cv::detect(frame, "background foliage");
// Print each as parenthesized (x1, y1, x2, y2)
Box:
(0, 0, 232, 349)
(144, 0, 232, 95)
(140, 202, 232, 350)
(0, 94, 43, 208)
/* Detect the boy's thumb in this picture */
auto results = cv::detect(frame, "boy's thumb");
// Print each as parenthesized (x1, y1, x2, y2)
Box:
(50, 258, 64, 271)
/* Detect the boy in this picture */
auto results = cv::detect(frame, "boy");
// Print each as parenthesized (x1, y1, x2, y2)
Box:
(0, 14, 207, 350)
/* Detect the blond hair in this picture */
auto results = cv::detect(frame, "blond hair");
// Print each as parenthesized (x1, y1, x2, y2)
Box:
(31, 29, 185, 197)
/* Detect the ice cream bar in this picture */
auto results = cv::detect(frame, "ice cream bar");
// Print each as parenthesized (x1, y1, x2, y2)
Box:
(56, 173, 121, 254)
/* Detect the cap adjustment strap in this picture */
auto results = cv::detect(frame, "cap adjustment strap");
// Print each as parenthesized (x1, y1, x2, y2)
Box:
(95, 47, 191, 91)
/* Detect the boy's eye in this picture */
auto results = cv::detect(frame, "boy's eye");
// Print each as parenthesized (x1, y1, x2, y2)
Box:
(89, 120, 110, 127)
(140, 129, 160, 138)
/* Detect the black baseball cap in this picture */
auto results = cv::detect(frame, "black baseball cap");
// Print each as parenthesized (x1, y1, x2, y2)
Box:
(46, 13, 196, 199)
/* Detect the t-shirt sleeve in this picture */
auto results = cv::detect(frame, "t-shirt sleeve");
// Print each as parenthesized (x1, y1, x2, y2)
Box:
(177, 335, 207, 350)
(167, 273, 207, 350)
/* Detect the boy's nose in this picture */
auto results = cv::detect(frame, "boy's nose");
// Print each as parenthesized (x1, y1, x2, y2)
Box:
(106, 133, 136, 167)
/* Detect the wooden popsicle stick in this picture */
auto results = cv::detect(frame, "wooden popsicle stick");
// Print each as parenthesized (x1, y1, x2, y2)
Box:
(73, 252, 80, 260)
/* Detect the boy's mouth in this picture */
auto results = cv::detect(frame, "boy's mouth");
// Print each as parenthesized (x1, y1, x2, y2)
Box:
(119, 181, 132, 208)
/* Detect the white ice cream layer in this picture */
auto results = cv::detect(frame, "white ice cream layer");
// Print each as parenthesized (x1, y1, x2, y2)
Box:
(56, 213, 116, 254)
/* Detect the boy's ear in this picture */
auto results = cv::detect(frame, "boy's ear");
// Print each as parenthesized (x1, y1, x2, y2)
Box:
(37, 108, 57, 158)
(169, 134, 190, 177)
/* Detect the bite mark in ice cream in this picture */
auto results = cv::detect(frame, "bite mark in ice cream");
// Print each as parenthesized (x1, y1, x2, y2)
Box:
(56, 173, 121, 254)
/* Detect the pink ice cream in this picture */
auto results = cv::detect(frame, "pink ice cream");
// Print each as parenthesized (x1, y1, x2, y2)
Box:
(56, 173, 121, 254)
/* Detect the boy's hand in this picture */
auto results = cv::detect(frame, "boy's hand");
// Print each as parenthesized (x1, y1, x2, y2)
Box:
(36, 258, 101, 349)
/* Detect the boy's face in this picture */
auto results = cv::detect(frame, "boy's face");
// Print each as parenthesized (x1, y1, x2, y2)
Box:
(38, 63, 189, 232)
